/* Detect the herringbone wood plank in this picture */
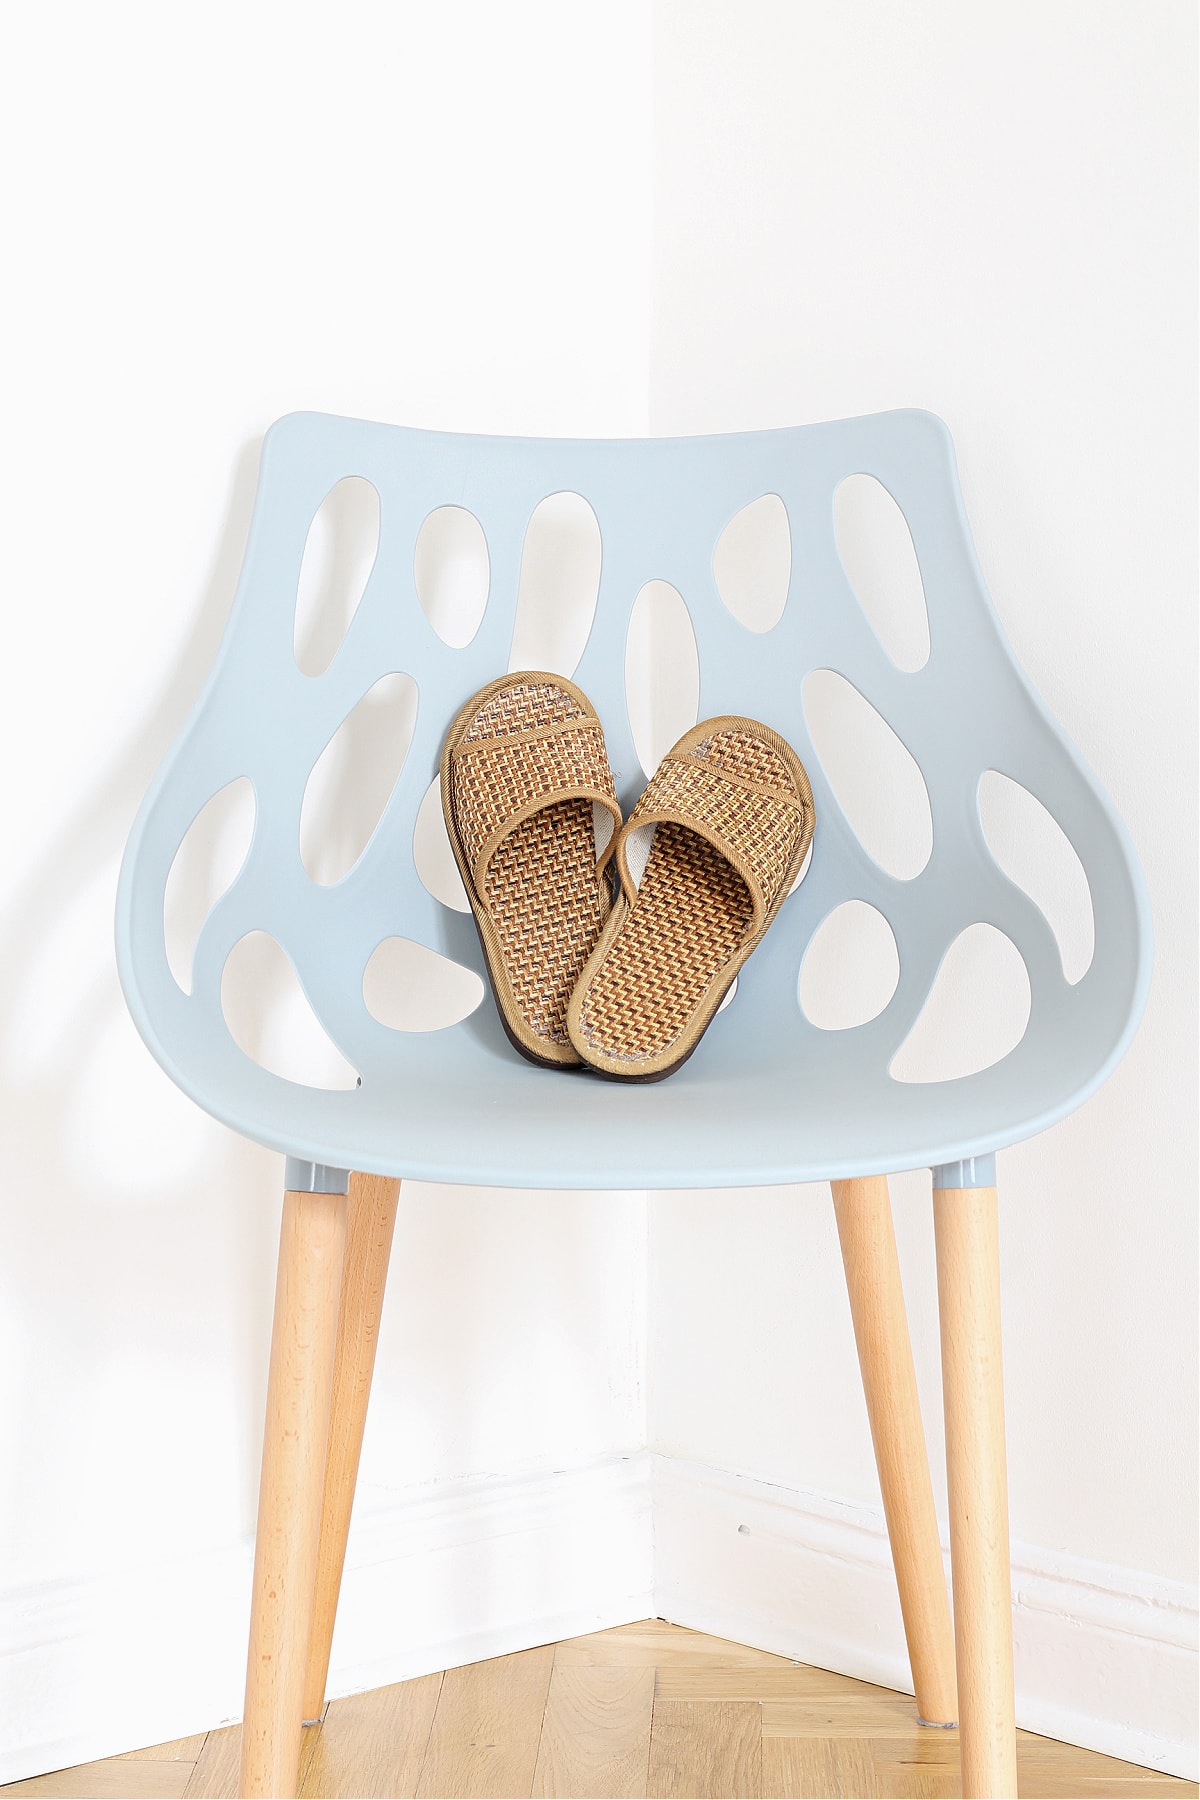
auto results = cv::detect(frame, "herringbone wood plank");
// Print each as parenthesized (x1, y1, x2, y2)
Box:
(3, 1622, 1193, 1798)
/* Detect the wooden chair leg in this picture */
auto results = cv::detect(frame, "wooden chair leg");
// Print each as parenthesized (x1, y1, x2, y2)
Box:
(933, 1176, 1018, 1799)
(832, 1176, 958, 1726)
(302, 1172, 401, 1720)
(240, 1186, 348, 1800)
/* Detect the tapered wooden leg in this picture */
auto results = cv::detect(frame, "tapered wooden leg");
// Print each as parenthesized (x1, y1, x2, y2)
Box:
(302, 1172, 401, 1720)
(240, 1187, 348, 1800)
(832, 1177, 958, 1726)
(933, 1182, 1018, 1799)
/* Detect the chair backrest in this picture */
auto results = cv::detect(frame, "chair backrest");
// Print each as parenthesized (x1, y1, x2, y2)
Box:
(115, 409, 1151, 1189)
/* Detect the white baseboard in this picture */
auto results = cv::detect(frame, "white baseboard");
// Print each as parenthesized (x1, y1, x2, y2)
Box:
(653, 1455, 1199, 1782)
(0, 1455, 653, 1787)
(3, 1451, 1195, 1786)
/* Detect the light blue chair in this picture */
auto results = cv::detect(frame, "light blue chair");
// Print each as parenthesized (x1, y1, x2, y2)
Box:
(116, 409, 1150, 1798)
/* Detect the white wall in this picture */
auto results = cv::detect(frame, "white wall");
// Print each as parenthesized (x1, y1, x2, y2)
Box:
(1, 0, 1196, 1782)
(649, 0, 1197, 1759)
(0, 1, 652, 1779)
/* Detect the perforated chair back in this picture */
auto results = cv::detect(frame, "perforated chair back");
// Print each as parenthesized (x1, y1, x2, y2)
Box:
(115, 410, 1151, 1188)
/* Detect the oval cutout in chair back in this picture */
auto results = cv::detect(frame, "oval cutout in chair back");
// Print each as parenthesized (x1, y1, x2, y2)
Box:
(890, 923, 1031, 1083)
(802, 669, 933, 879)
(713, 493, 791, 633)
(789, 839, 814, 894)
(294, 476, 380, 676)
(222, 931, 359, 1088)
(363, 936, 484, 1032)
(834, 474, 930, 671)
(165, 778, 256, 993)
(414, 506, 489, 647)
(625, 580, 700, 780)
(300, 674, 418, 885)
(509, 492, 602, 676)
(979, 771, 1094, 984)
(413, 776, 469, 912)
(799, 901, 900, 1030)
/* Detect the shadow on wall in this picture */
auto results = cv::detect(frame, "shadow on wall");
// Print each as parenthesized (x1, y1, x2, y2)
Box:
(0, 438, 283, 1580)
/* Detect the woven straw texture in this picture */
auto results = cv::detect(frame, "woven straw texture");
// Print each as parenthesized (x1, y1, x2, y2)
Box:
(574, 726, 814, 1069)
(461, 681, 585, 743)
(626, 731, 807, 913)
(447, 680, 617, 1055)
(453, 718, 612, 880)
(578, 822, 753, 1062)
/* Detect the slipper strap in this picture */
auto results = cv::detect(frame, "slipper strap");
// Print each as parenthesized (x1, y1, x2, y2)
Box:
(619, 752, 805, 930)
(452, 717, 620, 889)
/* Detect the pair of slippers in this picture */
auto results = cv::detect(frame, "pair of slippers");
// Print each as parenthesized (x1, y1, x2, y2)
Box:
(440, 673, 816, 1082)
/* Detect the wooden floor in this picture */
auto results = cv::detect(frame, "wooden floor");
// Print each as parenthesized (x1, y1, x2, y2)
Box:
(3, 1622, 1194, 1800)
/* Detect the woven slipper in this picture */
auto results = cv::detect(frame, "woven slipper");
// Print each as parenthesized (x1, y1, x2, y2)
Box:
(566, 718, 815, 1081)
(441, 672, 623, 1069)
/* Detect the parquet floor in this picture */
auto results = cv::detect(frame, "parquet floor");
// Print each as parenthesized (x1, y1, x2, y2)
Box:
(2, 1621, 1194, 1799)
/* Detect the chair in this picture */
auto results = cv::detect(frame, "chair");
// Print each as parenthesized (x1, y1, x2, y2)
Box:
(115, 408, 1151, 1799)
